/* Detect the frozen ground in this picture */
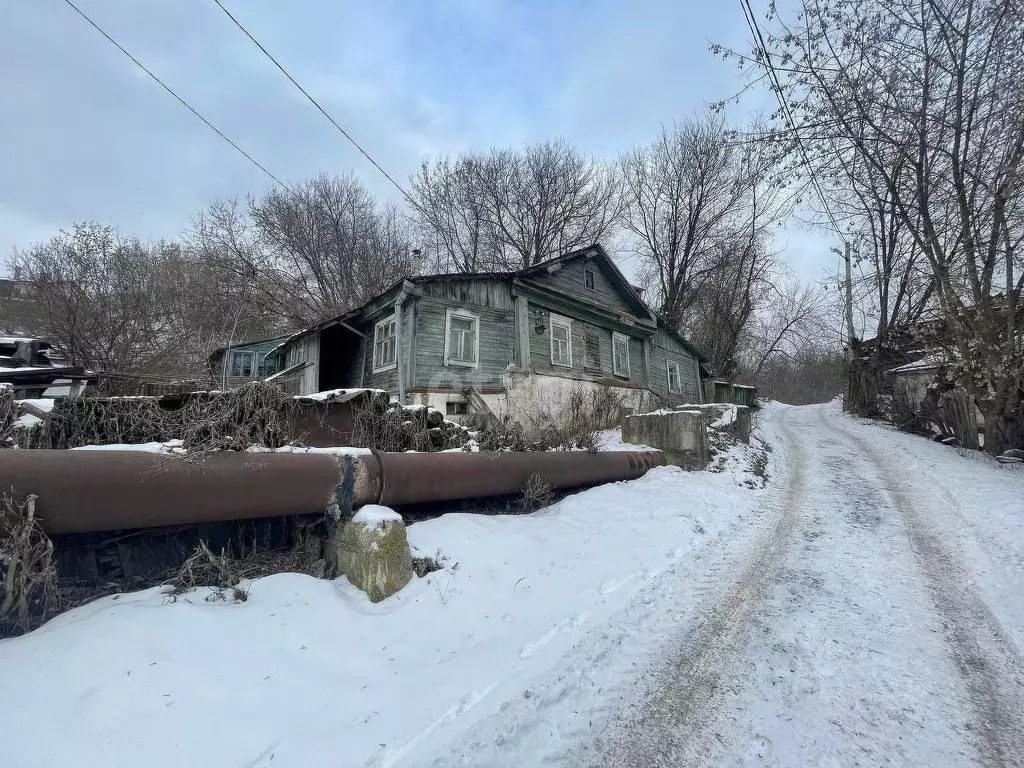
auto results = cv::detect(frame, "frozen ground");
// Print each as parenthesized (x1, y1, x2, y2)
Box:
(2, 402, 1022, 768)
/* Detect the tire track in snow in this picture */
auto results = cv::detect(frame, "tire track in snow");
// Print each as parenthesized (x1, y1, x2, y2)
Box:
(591, 425, 805, 767)
(829, 413, 1024, 767)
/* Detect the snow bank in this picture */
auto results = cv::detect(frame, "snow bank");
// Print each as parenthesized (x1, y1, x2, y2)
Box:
(595, 428, 659, 452)
(0, 439, 769, 768)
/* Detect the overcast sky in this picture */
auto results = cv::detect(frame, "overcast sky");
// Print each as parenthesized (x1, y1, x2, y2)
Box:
(0, 0, 835, 282)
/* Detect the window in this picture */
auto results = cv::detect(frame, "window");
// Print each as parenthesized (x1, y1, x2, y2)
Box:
(612, 332, 630, 377)
(229, 350, 256, 378)
(584, 327, 602, 372)
(258, 352, 282, 378)
(446, 401, 468, 416)
(444, 308, 479, 368)
(667, 360, 682, 394)
(373, 314, 397, 372)
(584, 267, 596, 291)
(549, 313, 572, 367)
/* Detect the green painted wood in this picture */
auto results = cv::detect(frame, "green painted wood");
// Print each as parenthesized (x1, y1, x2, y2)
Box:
(649, 328, 701, 404)
(412, 295, 515, 390)
(526, 258, 638, 319)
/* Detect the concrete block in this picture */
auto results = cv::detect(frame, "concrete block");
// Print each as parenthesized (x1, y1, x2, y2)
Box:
(623, 410, 709, 470)
(328, 505, 413, 603)
(678, 403, 752, 443)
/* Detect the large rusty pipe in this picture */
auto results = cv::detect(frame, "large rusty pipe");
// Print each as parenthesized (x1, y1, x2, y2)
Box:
(371, 450, 664, 506)
(0, 450, 362, 535)
(0, 449, 663, 534)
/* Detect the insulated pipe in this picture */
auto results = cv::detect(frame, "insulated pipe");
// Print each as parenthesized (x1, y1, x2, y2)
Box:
(0, 448, 663, 534)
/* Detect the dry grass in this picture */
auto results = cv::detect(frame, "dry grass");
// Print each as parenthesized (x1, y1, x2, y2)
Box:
(482, 383, 626, 452)
(38, 382, 303, 454)
(0, 383, 15, 448)
(1, 491, 61, 637)
(516, 472, 555, 514)
(164, 532, 327, 603)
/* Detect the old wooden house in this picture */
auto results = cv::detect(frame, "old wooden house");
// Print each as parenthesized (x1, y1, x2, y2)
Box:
(266, 245, 707, 423)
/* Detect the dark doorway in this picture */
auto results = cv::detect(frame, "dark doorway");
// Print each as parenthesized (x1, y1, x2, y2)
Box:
(318, 324, 363, 392)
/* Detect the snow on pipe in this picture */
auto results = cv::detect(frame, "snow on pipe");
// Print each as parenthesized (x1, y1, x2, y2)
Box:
(0, 449, 665, 534)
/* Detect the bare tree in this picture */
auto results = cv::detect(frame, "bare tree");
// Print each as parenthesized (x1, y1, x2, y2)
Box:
(9, 223, 167, 373)
(195, 173, 421, 327)
(7, 223, 274, 378)
(729, 0, 1024, 450)
(743, 278, 832, 380)
(410, 156, 497, 273)
(620, 115, 791, 374)
(412, 140, 620, 272)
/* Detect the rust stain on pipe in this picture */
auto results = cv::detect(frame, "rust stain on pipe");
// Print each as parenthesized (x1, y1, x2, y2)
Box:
(0, 450, 346, 534)
(0, 449, 664, 534)
(373, 450, 664, 507)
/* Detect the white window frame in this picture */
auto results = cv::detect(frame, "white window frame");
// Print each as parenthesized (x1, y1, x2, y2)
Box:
(229, 350, 256, 378)
(549, 313, 573, 368)
(612, 332, 631, 378)
(372, 314, 398, 373)
(666, 359, 682, 394)
(444, 307, 480, 369)
(584, 267, 596, 291)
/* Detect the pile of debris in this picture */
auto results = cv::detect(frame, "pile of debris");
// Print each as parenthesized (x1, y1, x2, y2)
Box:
(4, 382, 473, 454)
(352, 399, 473, 452)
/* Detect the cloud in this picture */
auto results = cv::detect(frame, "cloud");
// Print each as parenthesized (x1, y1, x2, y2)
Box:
(0, 0, 829, 283)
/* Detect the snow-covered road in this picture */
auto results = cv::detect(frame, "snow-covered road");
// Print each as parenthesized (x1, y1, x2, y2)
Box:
(592, 403, 1024, 768)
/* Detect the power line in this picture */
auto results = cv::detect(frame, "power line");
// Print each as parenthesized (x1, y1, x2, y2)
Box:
(62, 0, 285, 187)
(737, 0, 845, 240)
(210, 0, 417, 207)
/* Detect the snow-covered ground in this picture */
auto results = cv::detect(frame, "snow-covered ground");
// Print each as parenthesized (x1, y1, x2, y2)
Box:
(0, 422, 770, 768)
(2, 402, 1022, 768)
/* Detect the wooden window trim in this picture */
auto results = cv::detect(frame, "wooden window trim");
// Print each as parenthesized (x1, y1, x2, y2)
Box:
(549, 313, 573, 368)
(612, 332, 630, 378)
(372, 314, 397, 373)
(444, 307, 480, 369)
(584, 267, 596, 291)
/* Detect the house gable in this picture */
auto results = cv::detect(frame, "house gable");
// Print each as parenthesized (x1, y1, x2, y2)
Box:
(517, 245, 655, 324)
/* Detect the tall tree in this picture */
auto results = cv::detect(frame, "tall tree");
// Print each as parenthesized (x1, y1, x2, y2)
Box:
(731, 0, 1024, 450)
(195, 172, 421, 328)
(620, 115, 789, 371)
(412, 140, 620, 272)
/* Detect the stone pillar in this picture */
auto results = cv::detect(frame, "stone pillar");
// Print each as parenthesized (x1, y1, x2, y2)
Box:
(327, 505, 414, 603)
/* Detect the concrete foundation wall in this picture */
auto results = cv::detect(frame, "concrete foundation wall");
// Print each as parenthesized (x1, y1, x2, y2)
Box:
(410, 372, 662, 433)
(623, 410, 708, 469)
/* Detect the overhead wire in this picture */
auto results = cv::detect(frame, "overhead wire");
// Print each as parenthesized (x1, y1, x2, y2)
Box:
(61, 0, 285, 187)
(210, 0, 418, 208)
(737, 0, 846, 242)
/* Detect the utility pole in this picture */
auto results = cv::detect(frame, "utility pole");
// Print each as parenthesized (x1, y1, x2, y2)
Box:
(832, 242, 856, 345)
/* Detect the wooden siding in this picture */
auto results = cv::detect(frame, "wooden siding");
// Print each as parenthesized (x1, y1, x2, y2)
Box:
(648, 328, 702, 404)
(284, 331, 320, 395)
(360, 305, 411, 394)
(420, 278, 514, 311)
(412, 294, 514, 390)
(524, 258, 641, 319)
(528, 302, 648, 386)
